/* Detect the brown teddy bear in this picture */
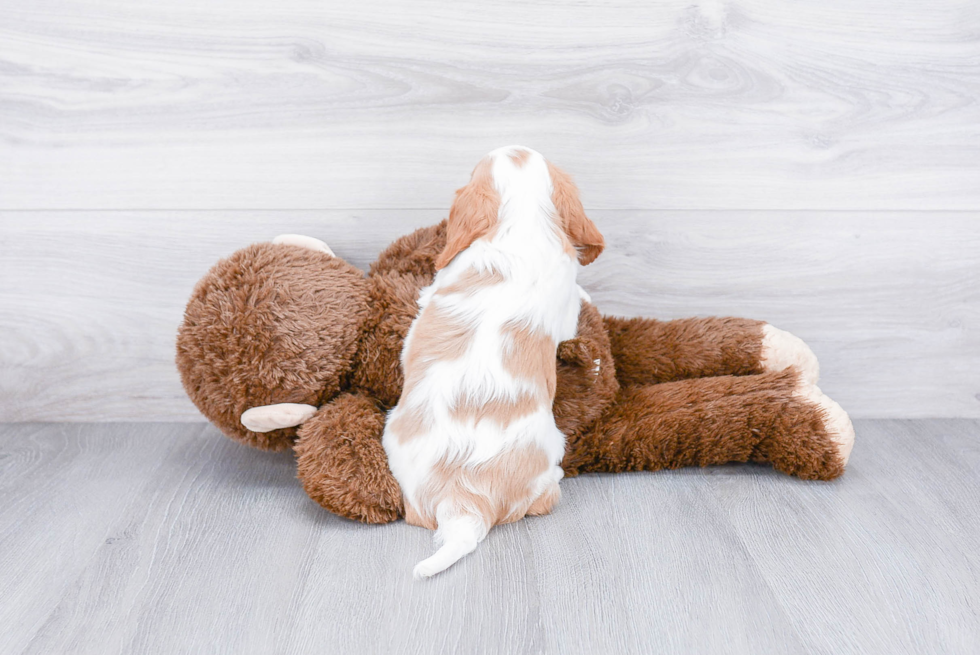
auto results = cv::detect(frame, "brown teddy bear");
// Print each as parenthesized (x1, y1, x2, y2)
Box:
(176, 222, 854, 524)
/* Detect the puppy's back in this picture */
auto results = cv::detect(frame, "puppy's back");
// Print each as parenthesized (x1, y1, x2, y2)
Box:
(383, 146, 604, 578)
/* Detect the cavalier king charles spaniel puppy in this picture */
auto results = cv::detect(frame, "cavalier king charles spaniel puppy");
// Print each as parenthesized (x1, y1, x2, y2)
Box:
(382, 145, 604, 578)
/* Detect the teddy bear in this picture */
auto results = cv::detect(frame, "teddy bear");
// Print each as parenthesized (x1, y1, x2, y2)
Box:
(176, 221, 854, 524)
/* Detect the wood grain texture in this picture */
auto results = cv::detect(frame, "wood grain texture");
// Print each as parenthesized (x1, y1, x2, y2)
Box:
(1, 1, 979, 210)
(1, 420, 977, 654)
(0, 424, 200, 655)
(705, 419, 980, 654)
(1, 210, 977, 421)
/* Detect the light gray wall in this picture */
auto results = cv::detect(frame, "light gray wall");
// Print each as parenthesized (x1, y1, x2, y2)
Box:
(1, 1, 978, 420)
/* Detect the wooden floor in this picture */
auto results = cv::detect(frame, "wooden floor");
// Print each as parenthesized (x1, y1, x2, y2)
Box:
(2, 420, 977, 654)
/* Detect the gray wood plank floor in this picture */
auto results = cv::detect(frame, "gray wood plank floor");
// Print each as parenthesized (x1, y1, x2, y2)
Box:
(1, 420, 977, 655)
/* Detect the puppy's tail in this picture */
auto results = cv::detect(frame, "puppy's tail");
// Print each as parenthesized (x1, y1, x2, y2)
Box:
(413, 511, 487, 579)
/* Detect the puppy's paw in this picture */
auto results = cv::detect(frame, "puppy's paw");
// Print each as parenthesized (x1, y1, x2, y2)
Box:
(761, 324, 819, 385)
(795, 385, 855, 466)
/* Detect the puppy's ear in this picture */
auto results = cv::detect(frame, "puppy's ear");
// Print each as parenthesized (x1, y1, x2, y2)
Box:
(548, 162, 604, 266)
(436, 158, 499, 270)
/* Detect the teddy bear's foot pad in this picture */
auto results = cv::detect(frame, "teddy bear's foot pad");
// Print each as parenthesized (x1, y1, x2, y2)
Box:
(795, 385, 855, 465)
(761, 324, 820, 385)
(241, 403, 318, 433)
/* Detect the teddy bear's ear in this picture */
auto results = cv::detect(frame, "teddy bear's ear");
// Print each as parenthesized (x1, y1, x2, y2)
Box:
(547, 162, 604, 266)
(435, 157, 500, 270)
(241, 403, 318, 433)
(272, 234, 335, 256)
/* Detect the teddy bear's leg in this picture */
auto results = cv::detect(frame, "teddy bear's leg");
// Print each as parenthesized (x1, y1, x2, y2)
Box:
(272, 234, 335, 256)
(293, 393, 403, 524)
(603, 316, 820, 387)
(780, 383, 855, 466)
(603, 316, 766, 386)
(240, 403, 318, 433)
(567, 368, 853, 481)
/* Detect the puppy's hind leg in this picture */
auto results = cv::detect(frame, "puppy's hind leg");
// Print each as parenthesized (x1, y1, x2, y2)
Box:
(526, 465, 564, 516)
(526, 482, 560, 516)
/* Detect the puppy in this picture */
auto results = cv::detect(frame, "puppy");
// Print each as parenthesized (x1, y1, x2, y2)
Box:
(382, 145, 604, 578)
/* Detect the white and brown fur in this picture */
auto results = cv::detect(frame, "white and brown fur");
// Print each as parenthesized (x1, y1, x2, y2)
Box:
(382, 146, 604, 578)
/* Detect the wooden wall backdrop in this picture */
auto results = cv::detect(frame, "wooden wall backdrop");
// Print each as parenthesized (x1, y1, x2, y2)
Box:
(0, 0, 978, 420)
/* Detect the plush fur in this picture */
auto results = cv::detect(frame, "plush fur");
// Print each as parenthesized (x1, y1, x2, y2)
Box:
(176, 222, 855, 525)
(176, 243, 370, 451)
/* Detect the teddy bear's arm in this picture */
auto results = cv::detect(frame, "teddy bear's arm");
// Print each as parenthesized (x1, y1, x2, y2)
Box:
(563, 369, 854, 481)
(604, 315, 822, 388)
(603, 315, 765, 385)
(602, 315, 789, 386)
(293, 393, 403, 524)
(551, 302, 621, 438)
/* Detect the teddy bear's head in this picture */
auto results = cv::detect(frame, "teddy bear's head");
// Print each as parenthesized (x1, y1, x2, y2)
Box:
(176, 243, 371, 451)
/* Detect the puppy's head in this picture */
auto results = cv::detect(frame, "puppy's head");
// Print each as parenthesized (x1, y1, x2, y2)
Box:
(436, 147, 604, 269)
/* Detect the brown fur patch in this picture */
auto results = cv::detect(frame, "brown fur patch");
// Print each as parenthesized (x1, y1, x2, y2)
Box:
(436, 158, 499, 270)
(450, 390, 542, 428)
(502, 320, 557, 398)
(603, 316, 766, 386)
(508, 148, 531, 167)
(547, 162, 604, 265)
(388, 404, 431, 443)
(403, 304, 475, 386)
(406, 444, 552, 529)
(435, 266, 505, 297)
(395, 303, 476, 442)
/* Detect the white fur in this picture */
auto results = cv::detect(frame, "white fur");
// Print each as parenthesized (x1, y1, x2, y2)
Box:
(760, 323, 820, 385)
(272, 234, 335, 256)
(794, 384, 856, 465)
(383, 146, 583, 578)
